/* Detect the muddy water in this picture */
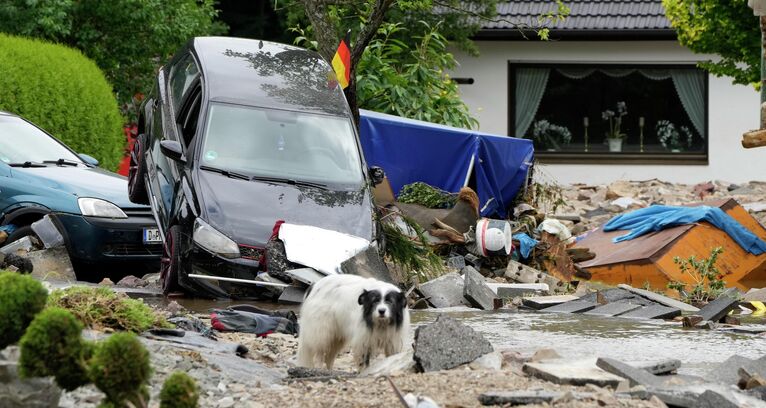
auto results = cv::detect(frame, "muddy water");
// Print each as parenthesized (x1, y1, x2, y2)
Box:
(167, 297, 765, 377)
(413, 308, 766, 376)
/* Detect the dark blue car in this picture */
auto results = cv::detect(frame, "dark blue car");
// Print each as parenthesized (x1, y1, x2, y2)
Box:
(0, 111, 160, 277)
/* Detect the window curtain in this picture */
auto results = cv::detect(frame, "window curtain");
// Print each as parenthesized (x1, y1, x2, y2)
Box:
(515, 68, 550, 137)
(670, 70, 706, 138)
(553, 67, 706, 138)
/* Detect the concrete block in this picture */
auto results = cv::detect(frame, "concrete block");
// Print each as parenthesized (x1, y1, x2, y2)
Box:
(618, 284, 699, 313)
(413, 315, 493, 372)
(417, 272, 470, 308)
(522, 295, 579, 310)
(463, 266, 499, 310)
(542, 300, 599, 314)
(523, 358, 625, 387)
(479, 391, 567, 405)
(486, 282, 548, 298)
(285, 268, 324, 286)
(340, 245, 393, 283)
(596, 358, 662, 387)
(623, 359, 682, 375)
(698, 291, 739, 322)
(705, 355, 766, 385)
(619, 305, 682, 320)
(277, 286, 305, 304)
(584, 302, 643, 317)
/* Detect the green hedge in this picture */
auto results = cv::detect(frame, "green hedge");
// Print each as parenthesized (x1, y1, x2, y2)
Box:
(0, 34, 124, 170)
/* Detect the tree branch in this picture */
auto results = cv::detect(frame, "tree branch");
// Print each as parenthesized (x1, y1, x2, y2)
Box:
(350, 0, 395, 65)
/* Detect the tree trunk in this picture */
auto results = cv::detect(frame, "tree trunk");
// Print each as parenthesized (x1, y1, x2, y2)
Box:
(299, 0, 395, 129)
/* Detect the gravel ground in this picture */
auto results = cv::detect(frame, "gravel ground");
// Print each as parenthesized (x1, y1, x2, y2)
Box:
(58, 326, 665, 408)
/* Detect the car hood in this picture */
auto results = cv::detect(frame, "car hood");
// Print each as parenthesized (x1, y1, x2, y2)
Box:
(11, 166, 137, 208)
(197, 171, 374, 246)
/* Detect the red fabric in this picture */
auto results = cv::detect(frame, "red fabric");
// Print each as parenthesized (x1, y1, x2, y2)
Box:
(270, 220, 285, 240)
(116, 123, 137, 176)
(210, 313, 226, 331)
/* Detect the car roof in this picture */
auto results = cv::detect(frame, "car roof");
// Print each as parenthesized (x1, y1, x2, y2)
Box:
(191, 37, 351, 117)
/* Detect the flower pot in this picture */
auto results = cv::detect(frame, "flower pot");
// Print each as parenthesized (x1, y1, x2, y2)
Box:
(607, 138, 623, 152)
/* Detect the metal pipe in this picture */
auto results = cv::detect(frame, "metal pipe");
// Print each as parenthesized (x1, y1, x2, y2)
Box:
(188, 273, 291, 287)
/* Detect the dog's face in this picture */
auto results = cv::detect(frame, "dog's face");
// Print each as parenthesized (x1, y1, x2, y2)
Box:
(358, 288, 406, 329)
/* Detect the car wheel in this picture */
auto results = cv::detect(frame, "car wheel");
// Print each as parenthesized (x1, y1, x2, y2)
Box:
(160, 225, 182, 295)
(128, 133, 149, 205)
(5, 225, 35, 245)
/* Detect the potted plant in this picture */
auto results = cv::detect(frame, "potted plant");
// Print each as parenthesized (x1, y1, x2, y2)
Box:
(656, 120, 694, 152)
(602, 101, 627, 152)
(531, 120, 572, 151)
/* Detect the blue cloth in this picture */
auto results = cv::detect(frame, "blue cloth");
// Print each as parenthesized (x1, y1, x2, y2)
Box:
(603, 205, 766, 255)
(358, 109, 534, 218)
(513, 233, 538, 258)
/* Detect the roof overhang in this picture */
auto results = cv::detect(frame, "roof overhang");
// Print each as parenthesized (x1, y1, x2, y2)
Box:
(474, 28, 677, 41)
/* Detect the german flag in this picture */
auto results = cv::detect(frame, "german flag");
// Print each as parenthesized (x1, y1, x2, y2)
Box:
(331, 30, 351, 89)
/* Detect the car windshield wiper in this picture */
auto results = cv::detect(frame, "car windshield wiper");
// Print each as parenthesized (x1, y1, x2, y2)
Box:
(8, 161, 47, 168)
(250, 175, 328, 190)
(42, 158, 80, 166)
(199, 165, 250, 180)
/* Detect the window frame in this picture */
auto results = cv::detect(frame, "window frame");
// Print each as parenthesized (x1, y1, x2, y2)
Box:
(508, 61, 709, 165)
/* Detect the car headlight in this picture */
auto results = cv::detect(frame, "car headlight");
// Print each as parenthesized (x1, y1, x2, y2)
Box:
(192, 218, 240, 259)
(78, 198, 127, 219)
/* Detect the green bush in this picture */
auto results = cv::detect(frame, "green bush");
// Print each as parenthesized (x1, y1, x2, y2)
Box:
(48, 286, 169, 332)
(90, 332, 151, 407)
(18, 307, 92, 390)
(160, 372, 199, 408)
(0, 271, 48, 349)
(0, 0, 225, 120)
(0, 34, 124, 170)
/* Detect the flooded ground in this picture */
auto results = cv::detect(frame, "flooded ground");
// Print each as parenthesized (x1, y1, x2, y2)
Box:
(414, 308, 766, 376)
(163, 295, 765, 377)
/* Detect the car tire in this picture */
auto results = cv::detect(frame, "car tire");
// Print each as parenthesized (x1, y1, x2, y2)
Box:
(160, 225, 182, 295)
(6, 225, 35, 245)
(128, 133, 150, 205)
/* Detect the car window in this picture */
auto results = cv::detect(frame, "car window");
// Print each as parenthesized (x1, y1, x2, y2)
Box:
(169, 53, 199, 115)
(0, 116, 82, 165)
(179, 86, 202, 147)
(200, 104, 364, 186)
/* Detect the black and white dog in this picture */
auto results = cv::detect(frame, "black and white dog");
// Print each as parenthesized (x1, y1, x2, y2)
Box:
(296, 274, 410, 369)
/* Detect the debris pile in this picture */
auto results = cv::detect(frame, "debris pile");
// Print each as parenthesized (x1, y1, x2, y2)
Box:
(0, 216, 75, 281)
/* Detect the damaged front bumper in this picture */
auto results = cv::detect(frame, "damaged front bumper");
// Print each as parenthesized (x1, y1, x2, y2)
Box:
(181, 245, 281, 299)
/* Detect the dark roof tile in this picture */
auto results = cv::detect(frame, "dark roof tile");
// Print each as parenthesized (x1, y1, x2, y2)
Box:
(485, 0, 671, 31)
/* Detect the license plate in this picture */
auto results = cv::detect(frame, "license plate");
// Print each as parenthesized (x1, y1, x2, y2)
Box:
(143, 228, 162, 243)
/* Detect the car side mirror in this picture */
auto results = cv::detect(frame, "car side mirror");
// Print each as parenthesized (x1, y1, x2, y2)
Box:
(369, 166, 385, 186)
(160, 140, 185, 163)
(78, 153, 99, 167)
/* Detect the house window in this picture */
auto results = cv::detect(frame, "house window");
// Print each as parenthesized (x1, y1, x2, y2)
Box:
(509, 63, 708, 164)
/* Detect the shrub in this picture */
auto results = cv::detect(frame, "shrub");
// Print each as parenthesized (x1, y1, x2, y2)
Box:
(0, 271, 48, 348)
(48, 286, 169, 332)
(667, 247, 726, 305)
(90, 332, 151, 407)
(0, 34, 124, 170)
(18, 307, 92, 390)
(160, 372, 199, 408)
(0, 0, 225, 120)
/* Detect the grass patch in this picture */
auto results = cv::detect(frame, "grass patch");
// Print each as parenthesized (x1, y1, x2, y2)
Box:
(48, 286, 169, 332)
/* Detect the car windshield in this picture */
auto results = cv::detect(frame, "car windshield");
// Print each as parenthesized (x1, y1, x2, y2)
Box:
(200, 103, 364, 186)
(0, 115, 82, 164)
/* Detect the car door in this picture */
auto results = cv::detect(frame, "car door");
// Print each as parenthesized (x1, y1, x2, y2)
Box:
(147, 52, 200, 230)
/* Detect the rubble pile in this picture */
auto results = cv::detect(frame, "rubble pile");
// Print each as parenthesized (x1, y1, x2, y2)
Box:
(555, 179, 766, 233)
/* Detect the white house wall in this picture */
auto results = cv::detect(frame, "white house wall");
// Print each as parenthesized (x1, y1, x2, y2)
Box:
(452, 41, 762, 185)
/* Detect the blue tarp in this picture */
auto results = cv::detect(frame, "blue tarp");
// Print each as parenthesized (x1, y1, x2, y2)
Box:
(359, 110, 534, 218)
(603, 205, 766, 255)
